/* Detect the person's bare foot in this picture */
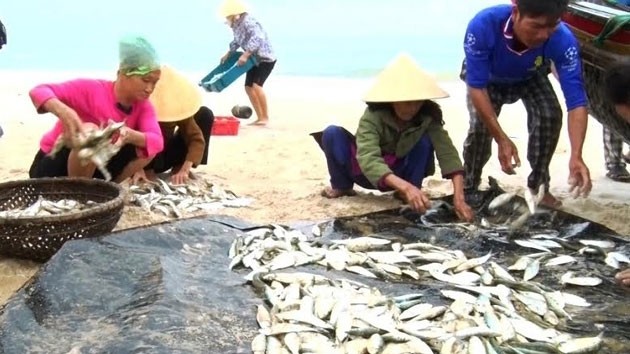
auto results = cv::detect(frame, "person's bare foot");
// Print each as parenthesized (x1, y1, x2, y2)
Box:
(320, 186, 356, 199)
(248, 119, 268, 126)
(539, 192, 562, 209)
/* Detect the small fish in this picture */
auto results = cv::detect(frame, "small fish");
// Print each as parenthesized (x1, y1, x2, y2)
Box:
(605, 252, 630, 269)
(454, 252, 492, 273)
(514, 239, 552, 253)
(560, 272, 602, 287)
(345, 265, 377, 278)
(509, 256, 533, 271)
(561, 292, 591, 307)
(331, 237, 391, 252)
(523, 258, 540, 281)
(546, 255, 577, 267)
(524, 188, 537, 214)
(488, 192, 517, 210)
(578, 239, 615, 249)
(251, 333, 266, 354)
(556, 333, 603, 354)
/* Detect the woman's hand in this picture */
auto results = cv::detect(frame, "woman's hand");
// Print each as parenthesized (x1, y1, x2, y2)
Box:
(220, 52, 230, 64)
(58, 107, 84, 147)
(401, 185, 431, 214)
(131, 169, 150, 185)
(453, 198, 475, 222)
(170, 162, 193, 185)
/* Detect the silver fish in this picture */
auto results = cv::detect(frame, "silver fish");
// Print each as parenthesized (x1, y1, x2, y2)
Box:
(560, 272, 602, 287)
(488, 192, 517, 210)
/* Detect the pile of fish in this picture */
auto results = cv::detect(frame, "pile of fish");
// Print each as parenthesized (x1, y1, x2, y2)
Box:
(228, 223, 623, 353)
(128, 178, 252, 218)
(0, 196, 96, 218)
(49, 120, 125, 181)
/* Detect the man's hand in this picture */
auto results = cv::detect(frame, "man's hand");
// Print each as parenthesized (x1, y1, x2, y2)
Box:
(400, 185, 431, 214)
(497, 136, 521, 175)
(615, 269, 630, 287)
(568, 156, 592, 198)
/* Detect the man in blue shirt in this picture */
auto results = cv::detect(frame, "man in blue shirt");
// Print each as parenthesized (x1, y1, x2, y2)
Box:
(461, 0, 592, 207)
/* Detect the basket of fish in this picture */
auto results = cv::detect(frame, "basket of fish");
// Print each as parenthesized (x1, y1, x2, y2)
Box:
(0, 177, 125, 262)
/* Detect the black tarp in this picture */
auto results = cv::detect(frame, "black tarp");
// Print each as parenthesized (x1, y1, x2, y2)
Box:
(0, 183, 628, 353)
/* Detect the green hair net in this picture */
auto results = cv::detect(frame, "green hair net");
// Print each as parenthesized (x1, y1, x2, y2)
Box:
(119, 35, 160, 76)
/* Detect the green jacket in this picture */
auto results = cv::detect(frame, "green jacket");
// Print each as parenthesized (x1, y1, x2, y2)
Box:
(355, 103, 464, 187)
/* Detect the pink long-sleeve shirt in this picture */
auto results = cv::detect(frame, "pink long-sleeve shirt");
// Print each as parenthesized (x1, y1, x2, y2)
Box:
(30, 79, 164, 158)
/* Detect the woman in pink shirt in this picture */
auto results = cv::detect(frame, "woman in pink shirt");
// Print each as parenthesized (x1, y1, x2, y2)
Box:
(28, 36, 164, 183)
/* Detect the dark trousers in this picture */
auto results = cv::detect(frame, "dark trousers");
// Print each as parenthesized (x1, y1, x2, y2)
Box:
(321, 125, 433, 191)
(148, 106, 214, 173)
(29, 144, 137, 180)
(461, 69, 562, 192)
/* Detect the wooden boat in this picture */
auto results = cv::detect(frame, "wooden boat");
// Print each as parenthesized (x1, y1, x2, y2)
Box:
(562, 1, 630, 142)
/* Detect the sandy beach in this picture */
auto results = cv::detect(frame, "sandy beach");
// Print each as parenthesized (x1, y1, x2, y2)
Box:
(0, 70, 629, 305)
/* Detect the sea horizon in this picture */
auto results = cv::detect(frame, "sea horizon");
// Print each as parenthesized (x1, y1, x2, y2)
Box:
(0, 0, 508, 79)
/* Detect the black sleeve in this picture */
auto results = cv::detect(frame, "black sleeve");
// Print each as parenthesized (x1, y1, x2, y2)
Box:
(0, 19, 7, 49)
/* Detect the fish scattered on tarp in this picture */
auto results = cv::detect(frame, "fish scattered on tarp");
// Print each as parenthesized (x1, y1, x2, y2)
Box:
(229, 224, 611, 354)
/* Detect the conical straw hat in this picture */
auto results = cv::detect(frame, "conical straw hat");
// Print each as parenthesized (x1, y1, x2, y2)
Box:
(363, 53, 449, 102)
(149, 65, 202, 123)
(219, 0, 248, 17)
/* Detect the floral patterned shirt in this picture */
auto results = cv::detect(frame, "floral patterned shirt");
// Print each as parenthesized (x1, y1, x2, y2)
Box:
(229, 13, 276, 62)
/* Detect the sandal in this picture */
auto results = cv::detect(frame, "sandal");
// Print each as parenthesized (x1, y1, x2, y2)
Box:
(606, 166, 630, 183)
(320, 187, 357, 199)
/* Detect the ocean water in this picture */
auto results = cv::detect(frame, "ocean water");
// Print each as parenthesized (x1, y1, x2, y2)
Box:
(0, 0, 507, 78)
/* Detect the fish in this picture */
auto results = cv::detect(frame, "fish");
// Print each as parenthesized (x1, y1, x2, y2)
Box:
(545, 255, 577, 267)
(128, 178, 251, 218)
(51, 120, 125, 181)
(605, 252, 630, 269)
(514, 239, 552, 253)
(524, 188, 537, 215)
(488, 192, 517, 210)
(560, 272, 602, 287)
(523, 258, 540, 282)
(227, 220, 620, 354)
(556, 333, 603, 354)
(0, 196, 96, 218)
(331, 237, 391, 252)
(578, 240, 615, 249)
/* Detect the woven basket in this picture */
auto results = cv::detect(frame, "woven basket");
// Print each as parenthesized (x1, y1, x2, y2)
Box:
(0, 178, 125, 262)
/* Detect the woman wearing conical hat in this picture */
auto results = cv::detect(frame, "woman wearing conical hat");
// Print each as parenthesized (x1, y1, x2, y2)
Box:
(219, 0, 276, 126)
(131, 65, 215, 185)
(314, 54, 474, 221)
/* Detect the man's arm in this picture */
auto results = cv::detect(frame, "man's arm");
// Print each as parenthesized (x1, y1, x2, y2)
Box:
(567, 107, 588, 161)
(551, 27, 592, 195)
(469, 88, 506, 142)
